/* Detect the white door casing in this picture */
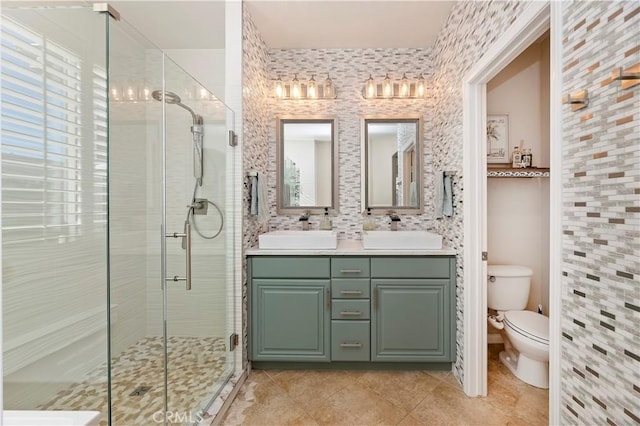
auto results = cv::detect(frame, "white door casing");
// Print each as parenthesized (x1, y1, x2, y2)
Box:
(462, 1, 561, 423)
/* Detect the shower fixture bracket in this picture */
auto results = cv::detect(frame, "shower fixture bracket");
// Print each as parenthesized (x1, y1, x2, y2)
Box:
(190, 198, 209, 215)
(229, 130, 238, 147)
(92, 3, 121, 20)
(230, 333, 239, 351)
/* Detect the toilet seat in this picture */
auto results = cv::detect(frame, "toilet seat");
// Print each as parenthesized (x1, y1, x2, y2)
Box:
(504, 311, 549, 345)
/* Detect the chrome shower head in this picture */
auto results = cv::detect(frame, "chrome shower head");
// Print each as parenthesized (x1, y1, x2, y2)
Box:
(151, 88, 205, 185)
(152, 89, 202, 125)
(151, 90, 181, 104)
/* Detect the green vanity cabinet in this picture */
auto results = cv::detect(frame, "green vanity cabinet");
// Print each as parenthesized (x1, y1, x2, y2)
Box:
(249, 257, 331, 362)
(371, 257, 456, 362)
(248, 254, 456, 367)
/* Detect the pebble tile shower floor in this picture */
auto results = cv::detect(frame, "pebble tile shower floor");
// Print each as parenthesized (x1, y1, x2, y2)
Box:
(38, 336, 228, 425)
(221, 344, 548, 426)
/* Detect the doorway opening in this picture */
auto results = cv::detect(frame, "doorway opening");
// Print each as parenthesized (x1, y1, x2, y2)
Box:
(462, 3, 562, 423)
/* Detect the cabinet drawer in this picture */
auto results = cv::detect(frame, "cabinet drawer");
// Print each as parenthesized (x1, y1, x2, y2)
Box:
(331, 320, 370, 361)
(251, 257, 330, 278)
(331, 279, 370, 298)
(331, 299, 370, 320)
(371, 257, 451, 279)
(331, 258, 370, 278)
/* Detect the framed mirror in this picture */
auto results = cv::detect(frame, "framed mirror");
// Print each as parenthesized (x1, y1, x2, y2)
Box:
(276, 115, 338, 214)
(362, 115, 423, 214)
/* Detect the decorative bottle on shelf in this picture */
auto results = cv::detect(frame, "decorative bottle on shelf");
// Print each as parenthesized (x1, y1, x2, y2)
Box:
(522, 148, 532, 168)
(511, 145, 522, 168)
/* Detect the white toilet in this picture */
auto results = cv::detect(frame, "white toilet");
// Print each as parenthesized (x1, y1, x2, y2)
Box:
(487, 264, 549, 389)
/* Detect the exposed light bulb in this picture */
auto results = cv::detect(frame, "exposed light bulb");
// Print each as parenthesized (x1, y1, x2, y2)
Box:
(382, 73, 393, 98)
(125, 84, 136, 101)
(416, 73, 426, 98)
(140, 86, 151, 101)
(291, 73, 301, 99)
(199, 88, 209, 99)
(307, 74, 317, 99)
(110, 86, 121, 101)
(365, 74, 376, 98)
(275, 76, 284, 98)
(400, 73, 409, 98)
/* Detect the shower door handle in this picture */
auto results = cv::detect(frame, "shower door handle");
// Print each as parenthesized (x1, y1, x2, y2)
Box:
(184, 222, 192, 290)
(165, 222, 192, 290)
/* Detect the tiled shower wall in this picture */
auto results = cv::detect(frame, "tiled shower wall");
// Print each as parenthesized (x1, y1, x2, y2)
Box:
(559, 1, 639, 424)
(430, 0, 526, 383)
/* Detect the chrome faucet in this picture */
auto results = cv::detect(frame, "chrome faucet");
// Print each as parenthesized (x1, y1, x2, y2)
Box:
(299, 210, 311, 231)
(388, 211, 401, 231)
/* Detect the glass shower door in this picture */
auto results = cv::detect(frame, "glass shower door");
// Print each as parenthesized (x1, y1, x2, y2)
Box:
(160, 56, 235, 422)
(107, 14, 235, 425)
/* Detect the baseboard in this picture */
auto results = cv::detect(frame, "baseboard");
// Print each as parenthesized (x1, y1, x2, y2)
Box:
(487, 334, 504, 344)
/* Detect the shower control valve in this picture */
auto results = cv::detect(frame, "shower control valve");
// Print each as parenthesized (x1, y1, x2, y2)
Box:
(188, 198, 209, 215)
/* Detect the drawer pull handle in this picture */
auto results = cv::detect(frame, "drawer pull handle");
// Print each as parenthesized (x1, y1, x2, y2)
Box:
(340, 269, 362, 274)
(340, 290, 363, 295)
(340, 343, 362, 348)
(340, 311, 362, 316)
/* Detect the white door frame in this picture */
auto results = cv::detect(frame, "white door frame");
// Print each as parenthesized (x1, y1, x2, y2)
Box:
(462, 1, 561, 423)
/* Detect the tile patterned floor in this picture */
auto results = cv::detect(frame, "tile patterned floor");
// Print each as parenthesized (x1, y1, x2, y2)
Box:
(220, 344, 548, 426)
(39, 336, 230, 425)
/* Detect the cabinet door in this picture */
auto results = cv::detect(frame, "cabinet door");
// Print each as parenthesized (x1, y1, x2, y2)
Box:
(371, 279, 452, 362)
(252, 279, 330, 362)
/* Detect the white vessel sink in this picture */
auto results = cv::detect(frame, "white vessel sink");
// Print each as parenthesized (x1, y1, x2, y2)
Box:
(258, 230, 337, 250)
(362, 230, 443, 250)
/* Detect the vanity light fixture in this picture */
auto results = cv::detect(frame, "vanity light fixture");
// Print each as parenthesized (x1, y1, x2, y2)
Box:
(399, 73, 410, 98)
(291, 74, 301, 99)
(274, 76, 284, 98)
(109, 81, 217, 102)
(307, 75, 317, 99)
(365, 74, 376, 99)
(124, 80, 137, 101)
(382, 74, 393, 98)
(562, 89, 589, 111)
(324, 74, 335, 99)
(416, 73, 426, 98)
(610, 63, 639, 90)
(272, 73, 337, 100)
(362, 73, 428, 99)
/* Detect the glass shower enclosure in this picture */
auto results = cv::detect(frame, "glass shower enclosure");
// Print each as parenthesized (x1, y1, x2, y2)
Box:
(1, 4, 236, 424)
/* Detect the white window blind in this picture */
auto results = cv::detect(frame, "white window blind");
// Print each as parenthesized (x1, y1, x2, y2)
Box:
(1, 17, 107, 244)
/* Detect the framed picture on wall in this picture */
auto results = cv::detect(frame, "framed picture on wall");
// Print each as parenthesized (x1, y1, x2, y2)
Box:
(486, 114, 509, 164)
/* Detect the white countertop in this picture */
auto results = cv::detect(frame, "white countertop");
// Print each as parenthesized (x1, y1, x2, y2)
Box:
(246, 239, 457, 256)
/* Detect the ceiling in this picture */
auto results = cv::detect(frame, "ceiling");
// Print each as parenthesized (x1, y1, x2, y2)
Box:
(245, 1, 454, 49)
(109, 1, 454, 50)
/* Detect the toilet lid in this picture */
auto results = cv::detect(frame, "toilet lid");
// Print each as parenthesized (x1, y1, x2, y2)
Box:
(504, 310, 549, 344)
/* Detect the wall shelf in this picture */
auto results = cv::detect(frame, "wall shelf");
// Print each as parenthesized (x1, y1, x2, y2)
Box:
(487, 167, 550, 178)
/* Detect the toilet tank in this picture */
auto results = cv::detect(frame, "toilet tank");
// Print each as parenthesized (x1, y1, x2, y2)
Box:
(487, 265, 533, 311)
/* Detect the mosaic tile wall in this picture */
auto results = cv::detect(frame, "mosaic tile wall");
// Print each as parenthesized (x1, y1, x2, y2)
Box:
(241, 7, 271, 367)
(266, 50, 433, 239)
(559, 1, 640, 424)
(430, 0, 526, 384)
